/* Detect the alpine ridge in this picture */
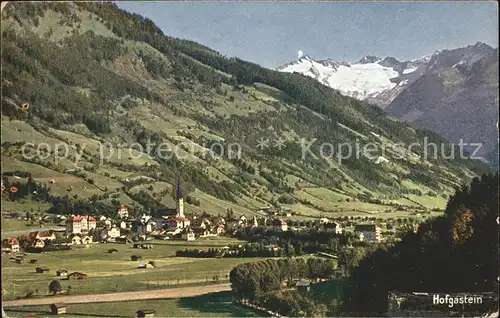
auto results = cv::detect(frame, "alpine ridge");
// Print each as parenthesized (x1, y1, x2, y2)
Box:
(276, 42, 496, 108)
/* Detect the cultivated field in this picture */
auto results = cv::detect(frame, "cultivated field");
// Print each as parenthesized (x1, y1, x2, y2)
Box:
(1, 237, 266, 301)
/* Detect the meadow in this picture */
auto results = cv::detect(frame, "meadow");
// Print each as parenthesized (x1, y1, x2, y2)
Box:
(1, 237, 268, 301)
(3, 268, 349, 317)
(4, 291, 263, 317)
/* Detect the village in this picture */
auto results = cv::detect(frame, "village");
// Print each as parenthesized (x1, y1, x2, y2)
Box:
(1, 183, 402, 256)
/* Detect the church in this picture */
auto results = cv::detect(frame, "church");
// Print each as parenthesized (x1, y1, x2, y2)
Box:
(165, 183, 191, 229)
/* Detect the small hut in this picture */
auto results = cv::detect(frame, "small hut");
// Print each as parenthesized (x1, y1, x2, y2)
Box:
(50, 303, 67, 315)
(136, 309, 155, 318)
(56, 270, 68, 277)
(35, 267, 50, 273)
(67, 272, 87, 280)
(295, 279, 311, 292)
(131, 255, 142, 261)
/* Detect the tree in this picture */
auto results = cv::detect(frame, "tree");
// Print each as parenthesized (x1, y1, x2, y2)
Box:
(338, 247, 365, 275)
(48, 280, 62, 295)
(450, 207, 474, 248)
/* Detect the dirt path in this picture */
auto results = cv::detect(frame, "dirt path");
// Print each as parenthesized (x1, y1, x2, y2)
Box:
(1, 226, 66, 236)
(2, 283, 232, 308)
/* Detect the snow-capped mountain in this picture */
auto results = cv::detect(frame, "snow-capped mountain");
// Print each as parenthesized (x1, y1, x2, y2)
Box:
(276, 42, 495, 108)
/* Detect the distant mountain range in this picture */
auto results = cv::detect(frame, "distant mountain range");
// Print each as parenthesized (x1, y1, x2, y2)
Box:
(277, 42, 499, 167)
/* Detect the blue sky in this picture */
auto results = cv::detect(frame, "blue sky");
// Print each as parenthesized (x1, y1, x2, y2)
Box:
(116, 1, 498, 69)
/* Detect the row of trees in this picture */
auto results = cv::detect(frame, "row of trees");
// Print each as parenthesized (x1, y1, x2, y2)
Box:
(235, 227, 365, 255)
(230, 258, 336, 316)
(175, 243, 286, 258)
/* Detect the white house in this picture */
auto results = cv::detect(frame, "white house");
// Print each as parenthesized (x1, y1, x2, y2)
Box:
(106, 226, 121, 239)
(324, 221, 343, 234)
(82, 235, 93, 244)
(271, 219, 288, 232)
(181, 227, 195, 241)
(355, 224, 381, 242)
(5, 238, 20, 252)
(191, 218, 211, 229)
(29, 230, 56, 242)
(213, 224, 226, 235)
(166, 217, 190, 229)
(117, 205, 129, 219)
(34, 239, 45, 248)
(226, 218, 244, 231)
(67, 216, 97, 235)
(71, 235, 82, 245)
(104, 219, 112, 228)
(315, 218, 331, 226)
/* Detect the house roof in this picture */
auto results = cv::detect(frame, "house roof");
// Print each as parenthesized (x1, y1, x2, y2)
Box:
(324, 222, 340, 228)
(167, 217, 189, 222)
(7, 237, 19, 245)
(71, 215, 96, 222)
(355, 224, 377, 232)
(37, 231, 54, 237)
(296, 280, 311, 287)
(51, 303, 67, 308)
(272, 219, 287, 225)
(137, 309, 156, 314)
(69, 272, 87, 276)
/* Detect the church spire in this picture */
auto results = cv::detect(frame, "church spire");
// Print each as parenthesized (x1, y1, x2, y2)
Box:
(175, 178, 184, 218)
(176, 183, 183, 200)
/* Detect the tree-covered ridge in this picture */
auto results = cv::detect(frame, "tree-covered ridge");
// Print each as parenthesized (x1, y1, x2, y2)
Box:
(342, 172, 499, 315)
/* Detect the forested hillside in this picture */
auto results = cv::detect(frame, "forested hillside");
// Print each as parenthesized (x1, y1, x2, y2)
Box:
(0, 2, 490, 218)
(342, 172, 499, 315)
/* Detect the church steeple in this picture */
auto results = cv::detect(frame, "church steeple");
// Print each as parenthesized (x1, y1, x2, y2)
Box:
(176, 183, 183, 200)
(175, 182, 184, 218)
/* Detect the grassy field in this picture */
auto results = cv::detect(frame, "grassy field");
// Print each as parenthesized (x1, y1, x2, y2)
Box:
(1, 201, 52, 213)
(4, 291, 262, 317)
(1, 237, 270, 301)
(0, 218, 42, 233)
(310, 277, 348, 302)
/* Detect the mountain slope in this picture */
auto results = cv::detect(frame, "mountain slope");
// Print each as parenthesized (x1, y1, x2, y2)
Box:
(386, 49, 499, 167)
(0, 2, 490, 219)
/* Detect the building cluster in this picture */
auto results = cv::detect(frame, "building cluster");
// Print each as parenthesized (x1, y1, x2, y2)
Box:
(1, 183, 388, 255)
